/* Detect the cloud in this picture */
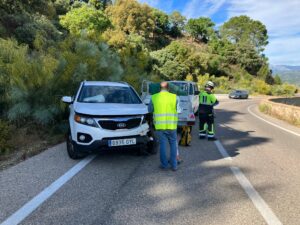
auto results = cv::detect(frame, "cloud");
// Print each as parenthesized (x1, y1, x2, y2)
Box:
(226, 0, 300, 65)
(265, 36, 300, 65)
(183, 0, 226, 19)
(227, 0, 300, 38)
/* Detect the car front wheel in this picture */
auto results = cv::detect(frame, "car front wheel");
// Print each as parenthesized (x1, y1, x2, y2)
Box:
(66, 131, 87, 160)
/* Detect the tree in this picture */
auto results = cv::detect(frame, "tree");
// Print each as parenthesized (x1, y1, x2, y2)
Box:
(152, 9, 170, 35)
(151, 41, 190, 80)
(169, 11, 186, 37)
(0, 0, 56, 16)
(105, 0, 155, 38)
(71, 0, 113, 10)
(60, 4, 111, 37)
(257, 63, 275, 85)
(150, 9, 170, 48)
(257, 64, 270, 79)
(220, 15, 268, 52)
(233, 42, 264, 75)
(54, 0, 70, 15)
(102, 29, 152, 89)
(186, 17, 215, 43)
(274, 75, 282, 85)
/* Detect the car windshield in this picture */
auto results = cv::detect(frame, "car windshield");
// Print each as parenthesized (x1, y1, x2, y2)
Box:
(169, 82, 189, 96)
(232, 90, 248, 94)
(77, 85, 142, 104)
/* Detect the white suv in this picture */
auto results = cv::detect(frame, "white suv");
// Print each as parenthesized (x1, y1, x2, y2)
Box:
(62, 81, 157, 159)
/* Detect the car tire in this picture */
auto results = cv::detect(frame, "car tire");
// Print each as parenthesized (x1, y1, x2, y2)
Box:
(66, 131, 87, 160)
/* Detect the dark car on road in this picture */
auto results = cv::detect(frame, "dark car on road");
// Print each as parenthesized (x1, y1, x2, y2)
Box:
(229, 90, 249, 99)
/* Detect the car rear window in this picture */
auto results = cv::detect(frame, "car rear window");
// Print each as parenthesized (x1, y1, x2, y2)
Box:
(77, 85, 142, 104)
(169, 82, 189, 96)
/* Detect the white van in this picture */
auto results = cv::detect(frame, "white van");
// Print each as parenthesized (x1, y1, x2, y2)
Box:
(141, 80, 199, 126)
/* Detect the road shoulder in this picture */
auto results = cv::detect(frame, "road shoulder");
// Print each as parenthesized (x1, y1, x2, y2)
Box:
(248, 104, 300, 136)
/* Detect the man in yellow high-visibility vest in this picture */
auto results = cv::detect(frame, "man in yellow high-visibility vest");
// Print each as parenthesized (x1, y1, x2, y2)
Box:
(148, 82, 181, 171)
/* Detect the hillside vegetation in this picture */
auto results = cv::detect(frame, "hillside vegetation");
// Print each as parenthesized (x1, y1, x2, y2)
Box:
(0, 0, 298, 155)
(271, 65, 300, 87)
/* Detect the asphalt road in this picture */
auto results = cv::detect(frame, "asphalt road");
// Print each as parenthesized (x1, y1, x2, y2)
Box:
(1, 96, 300, 225)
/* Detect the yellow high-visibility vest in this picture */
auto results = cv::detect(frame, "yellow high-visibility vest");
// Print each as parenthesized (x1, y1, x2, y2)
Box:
(152, 91, 178, 130)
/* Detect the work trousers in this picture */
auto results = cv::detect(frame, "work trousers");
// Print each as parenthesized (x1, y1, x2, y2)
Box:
(199, 113, 215, 138)
(156, 130, 177, 169)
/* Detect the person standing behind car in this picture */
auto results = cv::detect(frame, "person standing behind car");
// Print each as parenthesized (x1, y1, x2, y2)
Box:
(198, 81, 219, 141)
(148, 82, 181, 171)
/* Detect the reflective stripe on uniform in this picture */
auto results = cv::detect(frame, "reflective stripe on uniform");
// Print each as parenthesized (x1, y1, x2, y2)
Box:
(154, 121, 178, 125)
(153, 113, 178, 118)
(208, 124, 214, 134)
(152, 92, 178, 130)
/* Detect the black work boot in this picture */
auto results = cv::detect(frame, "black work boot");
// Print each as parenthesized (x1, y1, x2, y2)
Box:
(199, 133, 206, 139)
(207, 136, 217, 141)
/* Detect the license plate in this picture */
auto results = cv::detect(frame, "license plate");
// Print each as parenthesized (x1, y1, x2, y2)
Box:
(108, 138, 137, 147)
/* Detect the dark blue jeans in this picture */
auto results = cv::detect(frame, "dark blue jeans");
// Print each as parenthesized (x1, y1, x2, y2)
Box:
(156, 130, 177, 169)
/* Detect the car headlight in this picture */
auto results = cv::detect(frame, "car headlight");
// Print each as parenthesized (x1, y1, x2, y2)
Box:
(74, 114, 98, 127)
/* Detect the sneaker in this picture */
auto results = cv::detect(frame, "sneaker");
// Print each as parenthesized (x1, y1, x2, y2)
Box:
(199, 136, 206, 139)
(171, 167, 178, 172)
(168, 160, 183, 165)
(159, 165, 168, 170)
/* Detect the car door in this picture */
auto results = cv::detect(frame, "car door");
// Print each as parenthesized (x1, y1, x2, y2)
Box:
(140, 80, 152, 105)
(189, 83, 198, 114)
(193, 84, 199, 112)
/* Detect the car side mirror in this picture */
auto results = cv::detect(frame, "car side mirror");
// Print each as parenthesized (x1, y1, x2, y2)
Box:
(194, 91, 200, 95)
(62, 96, 73, 104)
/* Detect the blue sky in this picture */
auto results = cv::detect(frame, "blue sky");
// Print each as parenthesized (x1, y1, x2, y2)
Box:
(139, 0, 300, 66)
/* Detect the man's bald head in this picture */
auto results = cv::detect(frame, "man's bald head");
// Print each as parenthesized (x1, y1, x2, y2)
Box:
(160, 81, 168, 91)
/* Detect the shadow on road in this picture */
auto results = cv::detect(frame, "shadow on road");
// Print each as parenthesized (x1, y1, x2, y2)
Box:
(215, 108, 270, 158)
(86, 107, 274, 225)
(41, 105, 274, 225)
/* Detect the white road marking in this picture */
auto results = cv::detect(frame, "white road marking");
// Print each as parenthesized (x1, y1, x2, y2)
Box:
(0, 155, 96, 225)
(214, 140, 232, 160)
(247, 104, 300, 137)
(214, 141, 283, 225)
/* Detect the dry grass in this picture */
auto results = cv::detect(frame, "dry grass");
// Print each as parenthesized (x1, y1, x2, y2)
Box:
(0, 126, 65, 171)
(259, 98, 300, 127)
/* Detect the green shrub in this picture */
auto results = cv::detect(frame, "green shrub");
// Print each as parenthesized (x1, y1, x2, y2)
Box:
(60, 4, 111, 37)
(251, 79, 271, 95)
(212, 76, 230, 91)
(271, 84, 297, 96)
(197, 73, 210, 89)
